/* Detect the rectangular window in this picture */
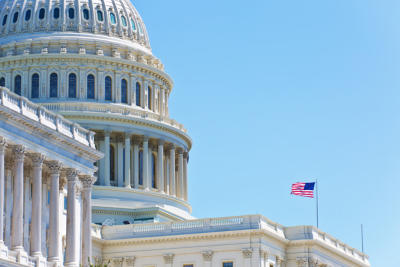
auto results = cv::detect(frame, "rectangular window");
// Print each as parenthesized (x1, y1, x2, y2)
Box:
(183, 265, 194, 267)
(223, 262, 233, 267)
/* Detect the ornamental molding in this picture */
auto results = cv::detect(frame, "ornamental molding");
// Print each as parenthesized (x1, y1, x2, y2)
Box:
(242, 248, 253, 258)
(30, 153, 45, 167)
(163, 253, 174, 264)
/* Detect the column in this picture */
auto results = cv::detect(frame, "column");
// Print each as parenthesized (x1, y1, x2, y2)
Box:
(183, 152, 188, 201)
(142, 137, 149, 190)
(133, 140, 139, 188)
(157, 140, 164, 193)
(117, 141, 123, 187)
(11, 145, 25, 252)
(124, 133, 131, 188)
(0, 138, 6, 249)
(177, 149, 184, 199)
(163, 254, 174, 267)
(164, 156, 169, 194)
(104, 131, 111, 186)
(242, 248, 253, 267)
(47, 161, 62, 263)
(30, 153, 45, 257)
(80, 175, 96, 267)
(65, 169, 79, 267)
(169, 145, 176, 196)
(98, 141, 105, 185)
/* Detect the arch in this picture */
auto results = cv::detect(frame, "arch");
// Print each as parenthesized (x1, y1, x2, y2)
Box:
(14, 75, 21, 95)
(121, 79, 128, 104)
(130, 18, 136, 31)
(12, 12, 18, 23)
(25, 9, 31, 21)
(31, 73, 40, 98)
(87, 74, 95, 99)
(139, 150, 143, 185)
(82, 8, 89, 20)
(0, 77, 5, 87)
(68, 73, 77, 98)
(2, 15, 8, 26)
(105, 76, 112, 101)
(53, 7, 59, 19)
(135, 82, 141, 106)
(97, 10, 103, 22)
(147, 86, 152, 110)
(68, 8, 75, 19)
(39, 8, 45, 20)
(110, 12, 116, 24)
(50, 73, 58, 98)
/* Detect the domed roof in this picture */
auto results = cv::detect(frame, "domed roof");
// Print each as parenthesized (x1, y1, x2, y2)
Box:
(0, 0, 151, 53)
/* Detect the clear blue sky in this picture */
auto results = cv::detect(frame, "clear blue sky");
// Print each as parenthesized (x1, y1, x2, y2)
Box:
(135, 1, 399, 266)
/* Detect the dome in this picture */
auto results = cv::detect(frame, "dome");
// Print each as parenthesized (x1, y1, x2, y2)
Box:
(0, 0, 151, 54)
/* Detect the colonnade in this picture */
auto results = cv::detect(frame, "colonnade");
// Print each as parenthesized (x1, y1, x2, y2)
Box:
(97, 132, 189, 201)
(0, 138, 95, 267)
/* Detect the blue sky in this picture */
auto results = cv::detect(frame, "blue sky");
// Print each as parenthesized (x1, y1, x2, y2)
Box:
(135, 1, 399, 266)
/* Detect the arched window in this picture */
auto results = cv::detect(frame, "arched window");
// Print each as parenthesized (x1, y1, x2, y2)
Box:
(87, 74, 95, 99)
(135, 82, 141, 106)
(12, 12, 18, 23)
(130, 18, 136, 31)
(14, 75, 21, 96)
(110, 13, 116, 24)
(138, 23, 143, 35)
(0, 77, 5, 87)
(105, 76, 112, 101)
(121, 16, 127, 27)
(50, 73, 58, 98)
(2, 15, 8, 26)
(139, 150, 143, 185)
(39, 8, 46, 20)
(68, 73, 77, 98)
(151, 153, 156, 188)
(68, 8, 74, 19)
(82, 9, 89, 20)
(97, 10, 103, 22)
(121, 79, 128, 104)
(25, 9, 31, 21)
(31, 74, 39, 98)
(147, 86, 152, 110)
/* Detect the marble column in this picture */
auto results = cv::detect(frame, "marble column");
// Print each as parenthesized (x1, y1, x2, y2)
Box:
(183, 152, 188, 201)
(124, 133, 131, 188)
(117, 141, 124, 187)
(169, 145, 176, 196)
(47, 161, 62, 263)
(65, 169, 79, 267)
(0, 138, 6, 248)
(30, 153, 45, 257)
(80, 175, 96, 267)
(157, 140, 164, 193)
(142, 137, 149, 190)
(104, 132, 111, 186)
(11, 145, 25, 252)
(177, 149, 184, 199)
(133, 140, 139, 188)
(202, 251, 213, 267)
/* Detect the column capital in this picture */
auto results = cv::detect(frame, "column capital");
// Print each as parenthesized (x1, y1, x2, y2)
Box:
(202, 250, 213, 262)
(183, 151, 189, 158)
(177, 147, 184, 154)
(242, 248, 253, 258)
(104, 130, 111, 137)
(12, 145, 25, 161)
(142, 135, 149, 142)
(124, 132, 132, 139)
(79, 175, 96, 189)
(47, 161, 62, 174)
(65, 168, 79, 182)
(30, 153, 45, 167)
(0, 137, 6, 151)
(163, 254, 174, 264)
(158, 139, 165, 145)
(168, 143, 175, 150)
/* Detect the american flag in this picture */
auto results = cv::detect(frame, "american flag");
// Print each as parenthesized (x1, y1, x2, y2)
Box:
(291, 182, 315, 198)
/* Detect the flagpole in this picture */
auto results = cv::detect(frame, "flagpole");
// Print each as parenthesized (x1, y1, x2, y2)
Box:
(316, 179, 319, 228)
(361, 224, 364, 253)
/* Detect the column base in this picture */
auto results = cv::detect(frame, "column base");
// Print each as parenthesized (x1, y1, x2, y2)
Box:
(13, 249, 28, 265)
(0, 242, 8, 259)
(65, 262, 79, 267)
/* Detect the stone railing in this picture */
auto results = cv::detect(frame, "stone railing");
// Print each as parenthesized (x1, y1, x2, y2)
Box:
(40, 102, 188, 133)
(0, 87, 96, 149)
(100, 215, 285, 240)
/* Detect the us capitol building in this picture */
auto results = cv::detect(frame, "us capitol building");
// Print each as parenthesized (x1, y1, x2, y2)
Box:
(0, 0, 370, 266)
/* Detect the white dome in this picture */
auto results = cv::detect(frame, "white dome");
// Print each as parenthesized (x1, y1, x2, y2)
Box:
(0, 0, 151, 53)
